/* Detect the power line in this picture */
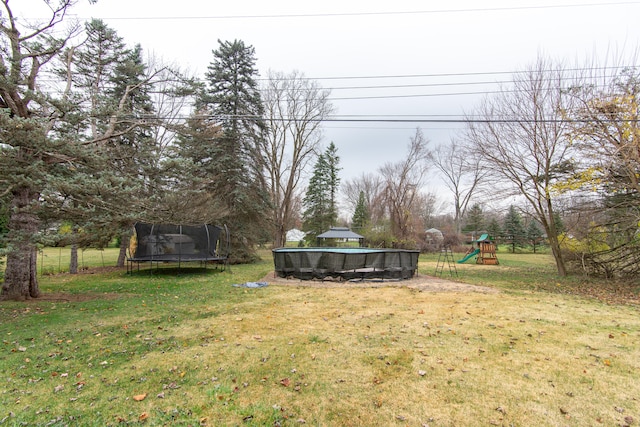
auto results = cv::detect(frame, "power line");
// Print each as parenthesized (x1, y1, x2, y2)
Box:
(39, 67, 628, 95)
(79, 2, 640, 21)
(104, 113, 640, 124)
(322, 80, 510, 91)
(327, 89, 516, 101)
(259, 66, 630, 82)
(35, 63, 637, 105)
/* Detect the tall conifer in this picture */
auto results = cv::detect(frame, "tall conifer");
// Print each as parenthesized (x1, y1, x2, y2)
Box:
(302, 143, 341, 245)
(503, 205, 527, 252)
(191, 39, 270, 262)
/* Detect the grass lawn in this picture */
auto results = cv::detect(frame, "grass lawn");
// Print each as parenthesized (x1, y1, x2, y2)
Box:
(0, 248, 639, 426)
(36, 247, 121, 275)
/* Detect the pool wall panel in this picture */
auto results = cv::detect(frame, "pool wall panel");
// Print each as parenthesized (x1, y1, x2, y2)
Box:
(272, 248, 420, 280)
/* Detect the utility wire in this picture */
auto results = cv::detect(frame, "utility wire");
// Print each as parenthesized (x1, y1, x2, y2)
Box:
(327, 89, 516, 101)
(78, 2, 640, 21)
(258, 66, 630, 82)
(95, 112, 639, 124)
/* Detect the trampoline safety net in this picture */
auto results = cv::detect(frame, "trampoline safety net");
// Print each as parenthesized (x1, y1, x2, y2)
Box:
(127, 223, 229, 272)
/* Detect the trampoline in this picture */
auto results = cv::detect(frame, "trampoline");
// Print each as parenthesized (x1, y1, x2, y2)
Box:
(272, 247, 420, 281)
(127, 223, 229, 273)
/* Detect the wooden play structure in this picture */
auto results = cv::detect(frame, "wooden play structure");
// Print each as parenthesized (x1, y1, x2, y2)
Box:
(457, 234, 499, 265)
(476, 238, 499, 265)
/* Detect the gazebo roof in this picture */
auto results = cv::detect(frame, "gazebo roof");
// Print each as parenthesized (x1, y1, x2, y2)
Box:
(317, 227, 364, 240)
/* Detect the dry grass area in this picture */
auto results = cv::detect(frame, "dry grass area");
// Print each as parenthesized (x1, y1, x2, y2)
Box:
(189, 284, 638, 426)
(2, 262, 639, 426)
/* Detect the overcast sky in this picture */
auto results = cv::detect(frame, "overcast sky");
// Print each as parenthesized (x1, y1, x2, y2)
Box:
(19, 0, 640, 211)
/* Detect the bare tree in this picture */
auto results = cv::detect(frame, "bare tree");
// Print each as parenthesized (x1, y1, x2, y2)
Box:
(415, 191, 446, 230)
(378, 128, 431, 244)
(465, 57, 575, 276)
(431, 138, 488, 234)
(568, 64, 640, 194)
(342, 172, 384, 221)
(260, 70, 334, 247)
(563, 57, 640, 276)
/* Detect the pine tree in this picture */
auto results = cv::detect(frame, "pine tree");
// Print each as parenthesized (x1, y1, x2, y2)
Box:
(486, 217, 503, 242)
(192, 39, 270, 262)
(526, 220, 544, 253)
(48, 20, 153, 271)
(302, 143, 341, 245)
(503, 205, 527, 253)
(463, 204, 485, 236)
(352, 191, 369, 231)
(302, 154, 329, 245)
(552, 211, 565, 235)
(168, 112, 228, 223)
(1, 2, 89, 298)
(324, 142, 341, 222)
(107, 44, 158, 266)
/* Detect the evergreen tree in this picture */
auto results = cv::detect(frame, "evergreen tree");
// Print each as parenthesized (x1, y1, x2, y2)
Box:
(526, 219, 545, 253)
(352, 191, 369, 231)
(107, 44, 158, 266)
(74, 19, 127, 137)
(302, 154, 329, 245)
(503, 205, 527, 253)
(463, 203, 485, 236)
(486, 217, 502, 242)
(192, 39, 270, 262)
(48, 20, 152, 272)
(324, 142, 341, 221)
(302, 143, 341, 245)
(0, 5, 116, 298)
(553, 211, 565, 235)
(169, 113, 227, 223)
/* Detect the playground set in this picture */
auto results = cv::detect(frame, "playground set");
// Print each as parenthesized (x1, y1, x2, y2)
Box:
(457, 234, 499, 265)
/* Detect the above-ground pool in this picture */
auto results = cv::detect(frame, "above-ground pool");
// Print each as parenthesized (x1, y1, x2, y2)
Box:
(272, 247, 420, 281)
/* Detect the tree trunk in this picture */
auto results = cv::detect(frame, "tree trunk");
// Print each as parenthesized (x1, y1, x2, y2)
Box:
(548, 234, 567, 276)
(546, 201, 567, 276)
(274, 222, 285, 248)
(69, 244, 78, 274)
(117, 233, 130, 267)
(1, 187, 41, 300)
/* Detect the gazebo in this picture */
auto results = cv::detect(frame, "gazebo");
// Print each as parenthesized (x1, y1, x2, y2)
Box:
(316, 227, 364, 247)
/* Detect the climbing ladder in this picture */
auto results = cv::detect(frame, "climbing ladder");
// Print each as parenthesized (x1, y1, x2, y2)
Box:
(434, 246, 458, 277)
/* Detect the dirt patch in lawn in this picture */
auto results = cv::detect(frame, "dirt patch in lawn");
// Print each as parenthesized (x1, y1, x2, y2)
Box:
(259, 272, 498, 294)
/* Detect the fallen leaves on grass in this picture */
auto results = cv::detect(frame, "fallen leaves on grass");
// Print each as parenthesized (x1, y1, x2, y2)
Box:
(133, 393, 147, 401)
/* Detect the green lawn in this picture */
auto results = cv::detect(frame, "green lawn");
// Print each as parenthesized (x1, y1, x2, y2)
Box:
(36, 247, 121, 275)
(0, 249, 638, 426)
